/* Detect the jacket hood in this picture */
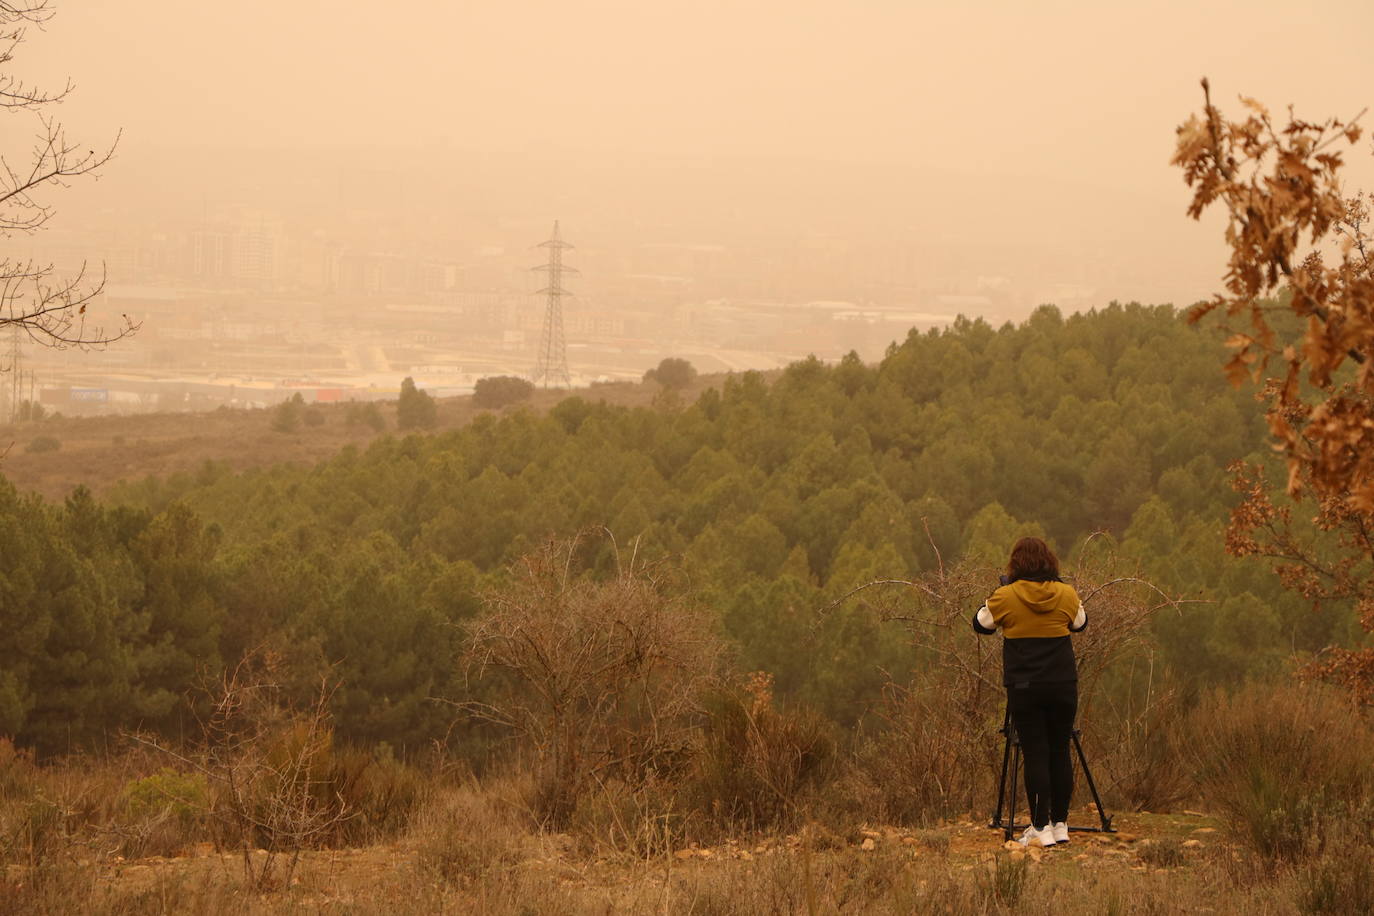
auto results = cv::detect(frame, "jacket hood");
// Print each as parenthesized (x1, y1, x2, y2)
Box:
(1008, 579, 1065, 613)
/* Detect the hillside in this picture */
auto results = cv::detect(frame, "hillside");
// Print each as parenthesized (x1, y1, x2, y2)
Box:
(6, 302, 1354, 755)
(3, 303, 1372, 915)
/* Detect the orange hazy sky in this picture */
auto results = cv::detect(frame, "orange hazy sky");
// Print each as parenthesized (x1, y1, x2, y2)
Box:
(14, 0, 1374, 310)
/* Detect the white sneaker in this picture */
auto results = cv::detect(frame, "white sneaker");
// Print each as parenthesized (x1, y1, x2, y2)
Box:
(1051, 822, 1069, 844)
(1017, 825, 1056, 847)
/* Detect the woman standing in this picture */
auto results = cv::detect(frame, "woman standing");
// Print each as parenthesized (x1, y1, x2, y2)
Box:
(973, 536, 1087, 847)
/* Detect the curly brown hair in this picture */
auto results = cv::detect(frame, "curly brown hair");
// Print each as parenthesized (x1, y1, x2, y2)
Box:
(1007, 536, 1060, 581)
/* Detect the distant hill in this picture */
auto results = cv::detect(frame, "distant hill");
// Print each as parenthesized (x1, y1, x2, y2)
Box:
(0, 375, 722, 500)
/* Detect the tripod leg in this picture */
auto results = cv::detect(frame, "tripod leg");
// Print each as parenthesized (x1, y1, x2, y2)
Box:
(1071, 728, 1114, 833)
(991, 711, 1012, 829)
(1006, 741, 1021, 841)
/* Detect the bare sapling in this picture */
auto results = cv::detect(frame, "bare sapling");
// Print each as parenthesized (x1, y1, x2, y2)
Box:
(129, 651, 352, 891)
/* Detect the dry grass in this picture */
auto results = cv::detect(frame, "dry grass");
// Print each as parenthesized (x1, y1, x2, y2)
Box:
(1183, 681, 1374, 862)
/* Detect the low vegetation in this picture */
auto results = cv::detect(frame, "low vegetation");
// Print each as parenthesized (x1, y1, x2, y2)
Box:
(3, 675, 1371, 913)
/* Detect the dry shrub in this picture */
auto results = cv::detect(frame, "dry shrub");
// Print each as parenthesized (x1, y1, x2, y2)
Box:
(277, 743, 424, 846)
(115, 768, 211, 858)
(340, 747, 427, 842)
(567, 773, 682, 858)
(0, 861, 101, 916)
(848, 679, 998, 825)
(1296, 848, 1374, 915)
(1184, 681, 1374, 862)
(0, 748, 143, 868)
(411, 779, 531, 886)
(683, 673, 836, 838)
(130, 652, 405, 890)
(1079, 653, 1192, 812)
(0, 739, 35, 799)
(461, 534, 724, 829)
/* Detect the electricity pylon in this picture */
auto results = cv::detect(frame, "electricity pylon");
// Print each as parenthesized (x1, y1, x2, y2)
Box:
(531, 220, 575, 389)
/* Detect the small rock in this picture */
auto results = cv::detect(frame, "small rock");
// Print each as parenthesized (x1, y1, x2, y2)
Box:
(1003, 841, 1021, 851)
(1074, 854, 1089, 861)
(1009, 849, 1025, 862)
(861, 838, 876, 851)
(1192, 827, 1216, 834)
(674, 849, 694, 860)
(1027, 847, 1043, 863)
(1182, 839, 1203, 849)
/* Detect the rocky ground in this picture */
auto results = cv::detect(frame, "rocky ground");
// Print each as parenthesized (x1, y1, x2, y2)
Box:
(3, 809, 1239, 914)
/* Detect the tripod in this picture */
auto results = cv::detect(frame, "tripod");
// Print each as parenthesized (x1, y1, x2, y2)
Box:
(989, 708, 1115, 840)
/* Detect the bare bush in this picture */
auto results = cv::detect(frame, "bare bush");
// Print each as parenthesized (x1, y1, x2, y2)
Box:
(458, 534, 724, 828)
(684, 672, 837, 837)
(130, 652, 354, 890)
(830, 540, 1183, 819)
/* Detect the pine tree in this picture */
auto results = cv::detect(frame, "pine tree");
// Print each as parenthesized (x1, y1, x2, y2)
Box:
(397, 377, 437, 430)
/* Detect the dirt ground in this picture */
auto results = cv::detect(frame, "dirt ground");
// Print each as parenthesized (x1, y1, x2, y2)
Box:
(1, 810, 1228, 914)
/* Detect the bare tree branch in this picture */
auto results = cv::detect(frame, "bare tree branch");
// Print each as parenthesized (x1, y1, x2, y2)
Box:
(0, 3, 136, 351)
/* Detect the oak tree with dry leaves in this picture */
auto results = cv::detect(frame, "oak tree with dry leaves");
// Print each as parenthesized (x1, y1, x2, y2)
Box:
(1173, 79, 1374, 701)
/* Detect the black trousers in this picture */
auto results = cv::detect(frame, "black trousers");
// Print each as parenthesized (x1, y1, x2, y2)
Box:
(1007, 681, 1077, 829)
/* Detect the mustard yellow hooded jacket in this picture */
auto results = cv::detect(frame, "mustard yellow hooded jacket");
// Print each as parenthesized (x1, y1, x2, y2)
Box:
(973, 578, 1087, 686)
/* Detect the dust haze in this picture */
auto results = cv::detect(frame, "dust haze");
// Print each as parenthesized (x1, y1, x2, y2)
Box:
(11, 0, 1374, 409)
